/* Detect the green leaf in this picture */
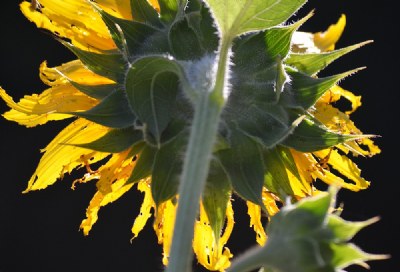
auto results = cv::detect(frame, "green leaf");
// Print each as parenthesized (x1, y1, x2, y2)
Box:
(202, 159, 232, 238)
(151, 132, 187, 205)
(328, 215, 379, 242)
(61, 41, 127, 82)
(263, 146, 296, 198)
(126, 143, 156, 184)
(217, 129, 264, 206)
(280, 68, 364, 110)
(281, 117, 363, 152)
(169, 16, 204, 59)
(264, 12, 312, 61)
(130, 0, 161, 27)
(329, 243, 388, 270)
(125, 56, 184, 146)
(286, 41, 373, 75)
(227, 104, 293, 148)
(70, 82, 117, 100)
(72, 90, 136, 129)
(96, 8, 159, 57)
(74, 127, 142, 153)
(204, 0, 306, 38)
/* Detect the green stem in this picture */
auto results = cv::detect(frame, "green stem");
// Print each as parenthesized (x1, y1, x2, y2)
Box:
(165, 37, 232, 272)
(166, 93, 222, 272)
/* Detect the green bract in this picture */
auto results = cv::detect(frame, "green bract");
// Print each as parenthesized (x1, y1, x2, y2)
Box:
(228, 187, 388, 272)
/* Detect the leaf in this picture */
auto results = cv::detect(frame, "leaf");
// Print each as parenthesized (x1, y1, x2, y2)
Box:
(263, 147, 295, 198)
(125, 56, 185, 146)
(74, 127, 142, 153)
(151, 132, 187, 205)
(204, 0, 306, 38)
(227, 104, 293, 148)
(202, 159, 232, 238)
(61, 41, 127, 82)
(217, 129, 264, 206)
(70, 82, 117, 100)
(96, 8, 159, 56)
(280, 68, 365, 110)
(286, 41, 373, 75)
(264, 11, 313, 61)
(126, 143, 156, 184)
(281, 117, 366, 152)
(71, 90, 136, 129)
(169, 16, 204, 59)
(130, 0, 161, 27)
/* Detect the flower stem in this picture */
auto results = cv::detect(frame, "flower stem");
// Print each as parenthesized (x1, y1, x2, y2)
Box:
(166, 92, 222, 272)
(166, 36, 232, 272)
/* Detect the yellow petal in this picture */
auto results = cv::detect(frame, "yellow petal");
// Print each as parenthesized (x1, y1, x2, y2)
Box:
(153, 200, 177, 266)
(313, 149, 370, 191)
(24, 119, 110, 192)
(193, 202, 233, 271)
(20, 1, 115, 51)
(317, 85, 362, 114)
(80, 178, 134, 235)
(39, 60, 115, 86)
(131, 179, 154, 239)
(314, 14, 346, 52)
(96, 0, 133, 20)
(0, 85, 98, 127)
(246, 201, 267, 245)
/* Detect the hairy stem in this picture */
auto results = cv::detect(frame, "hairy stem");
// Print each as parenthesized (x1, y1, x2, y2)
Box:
(165, 37, 232, 272)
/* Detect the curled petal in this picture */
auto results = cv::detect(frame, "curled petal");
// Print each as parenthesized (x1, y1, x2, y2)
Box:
(131, 178, 154, 239)
(314, 14, 346, 52)
(24, 119, 110, 192)
(193, 202, 234, 271)
(153, 200, 177, 266)
(20, 1, 115, 51)
(39, 60, 115, 86)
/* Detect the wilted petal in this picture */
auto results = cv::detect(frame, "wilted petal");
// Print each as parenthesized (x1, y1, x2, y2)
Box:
(24, 119, 110, 192)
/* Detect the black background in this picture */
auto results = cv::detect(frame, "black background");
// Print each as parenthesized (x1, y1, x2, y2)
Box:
(0, 1, 398, 271)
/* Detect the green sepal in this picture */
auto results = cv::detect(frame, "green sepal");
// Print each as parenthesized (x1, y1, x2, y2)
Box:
(264, 12, 313, 61)
(204, 0, 306, 37)
(281, 117, 362, 152)
(202, 159, 232, 239)
(169, 16, 204, 60)
(71, 90, 136, 129)
(151, 132, 187, 206)
(280, 68, 364, 110)
(70, 82, 117, 100)
(130, 0, 162, 27)
(125, 56, 185, 146)
(126, 143, 156, 184)
(73, 127, 142, 153)
(217, 129, 264, 207)
(61, 41, 127, 82)
(286, 41, 372, 75)
(228, 104, 293, 148)
(96, 8, 159, 57)
(263, 146, 301, 198)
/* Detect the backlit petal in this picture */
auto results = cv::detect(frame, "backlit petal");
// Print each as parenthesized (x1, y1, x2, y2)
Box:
(39, 60, 115, 86)
(193, 202, 233, 271)
(20, 1, 115, 51)
(131, 178, 153, 239)
(0, 85, 98, 127)
(314, 14, 346, 52)
(24, 118, 110, 192)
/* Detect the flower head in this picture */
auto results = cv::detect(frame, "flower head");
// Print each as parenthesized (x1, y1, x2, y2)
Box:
(1, 1, 380, 271)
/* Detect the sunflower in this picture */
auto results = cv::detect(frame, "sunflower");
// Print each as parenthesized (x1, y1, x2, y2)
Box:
(0, 1, 380, 271)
